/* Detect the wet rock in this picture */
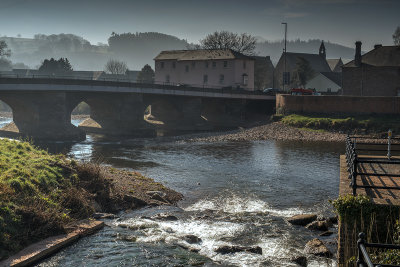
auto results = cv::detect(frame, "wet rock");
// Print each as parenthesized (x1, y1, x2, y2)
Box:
(215, 245, 262, 255)
(290, 255, 307, 267)
(120, 235, 137, 242)
(305, 220, 331, 231)
(146, 191, 170, 203)
(151, 213, 179, 221)
(304, 238, 332, 257)
(184, 234, 202, 244)
(287, 214, 317, 226)
(92, 213, 117, 219)
(319, 231, 334, 237)
(328, 215, 338, 225)
(123, 194, 147, 208)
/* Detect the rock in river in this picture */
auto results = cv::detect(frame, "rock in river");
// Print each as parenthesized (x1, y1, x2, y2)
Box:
(305, 220, 331, 231)
(287, 214, 317, 226)
(290, 255, 307, 267)
(304, 238, 332, 257)
(184, 235, 202, 244)
(215, 245, 262, 255)
(151, 213, 179, 221)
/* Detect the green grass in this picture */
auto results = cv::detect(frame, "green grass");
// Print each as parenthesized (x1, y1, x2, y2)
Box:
(281, 114, 400, 134)
(0, 139, 93, 260)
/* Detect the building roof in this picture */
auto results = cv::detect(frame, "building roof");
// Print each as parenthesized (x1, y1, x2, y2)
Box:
(283, 52, 332, 73)
(326, 58, 342, 71)
(154, 49, 254, 61)
(320, 72, 341, 86)
(344, 46, 400, 67)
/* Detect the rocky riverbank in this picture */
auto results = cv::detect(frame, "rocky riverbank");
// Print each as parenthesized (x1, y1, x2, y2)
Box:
(0, 139, 182, 261)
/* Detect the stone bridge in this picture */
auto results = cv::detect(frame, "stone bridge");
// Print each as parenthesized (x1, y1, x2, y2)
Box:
(0, 78, 275, 140)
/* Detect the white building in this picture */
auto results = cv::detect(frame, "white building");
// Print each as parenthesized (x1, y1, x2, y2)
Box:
(306, 72, 342, 93)
(154, 49, 255, 90)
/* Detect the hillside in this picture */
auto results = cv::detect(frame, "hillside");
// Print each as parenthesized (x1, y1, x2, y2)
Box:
(1, 33, 355, 70)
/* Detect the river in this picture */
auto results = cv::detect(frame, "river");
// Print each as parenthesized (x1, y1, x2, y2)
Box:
(1, 117, 342, 266)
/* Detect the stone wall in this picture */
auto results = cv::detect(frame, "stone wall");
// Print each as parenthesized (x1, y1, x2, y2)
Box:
(276, 94, 400, 115)
(342, 66, 400, 96)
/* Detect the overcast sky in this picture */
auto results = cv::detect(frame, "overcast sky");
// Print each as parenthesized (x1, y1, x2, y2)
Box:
(0, 0, 399, 50)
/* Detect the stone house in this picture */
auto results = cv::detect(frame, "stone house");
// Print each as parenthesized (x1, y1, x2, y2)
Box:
(342, 42, 400, 96)
(154, 49, 255, 90)
(252, 56, 274, 90)
(273, 41, 333, 90)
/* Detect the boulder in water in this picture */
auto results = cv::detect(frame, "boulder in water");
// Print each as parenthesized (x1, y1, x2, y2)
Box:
(151, 213, 178, 221)
(287, 214, 317, 226)
(304, 238, 332, 257)
(305, 220, 331, 231)
(290, 255, 307, 267)
(215, 245, 262, 255)
(184, 235, 202, 244)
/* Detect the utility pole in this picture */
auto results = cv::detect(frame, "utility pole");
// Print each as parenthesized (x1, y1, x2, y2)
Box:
(282, 22, 287, 92)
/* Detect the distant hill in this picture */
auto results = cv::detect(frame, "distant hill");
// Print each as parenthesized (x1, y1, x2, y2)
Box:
(1, 33, 356, 70)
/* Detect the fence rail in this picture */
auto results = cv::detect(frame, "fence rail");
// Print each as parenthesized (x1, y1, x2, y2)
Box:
(357, 232, 400, 267)
(345, 134, 400, 196)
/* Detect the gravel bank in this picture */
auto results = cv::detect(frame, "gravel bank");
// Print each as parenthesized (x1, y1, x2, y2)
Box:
(184, 122, 347, 142)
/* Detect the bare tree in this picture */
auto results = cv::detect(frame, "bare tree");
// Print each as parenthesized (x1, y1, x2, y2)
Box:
(199, 31, 257, 55)
(104, 59, 128, 74)
(393, 26, 400, 46)
(0, 41, 11, 57)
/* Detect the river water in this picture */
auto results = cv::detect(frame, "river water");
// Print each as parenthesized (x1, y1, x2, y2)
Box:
(1, 117, 343, 266)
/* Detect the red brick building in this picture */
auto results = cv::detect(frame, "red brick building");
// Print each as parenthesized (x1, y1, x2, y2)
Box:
(342, 42, 400, 96)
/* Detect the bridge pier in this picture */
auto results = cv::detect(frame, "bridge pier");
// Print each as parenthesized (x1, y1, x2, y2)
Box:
(144, 95, 207, 130)
(0, 92, 85, 141)
(202, 98, 247, 128)
(74, 93, 151, 136)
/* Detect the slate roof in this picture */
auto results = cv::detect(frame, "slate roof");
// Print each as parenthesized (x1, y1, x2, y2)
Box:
(320, 72, 341, 86)
(154, 49, 253, 61)
(284, 52, 332, 72)
(344, 46, 400, 67)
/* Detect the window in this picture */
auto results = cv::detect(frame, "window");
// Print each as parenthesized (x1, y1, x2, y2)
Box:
(242, 74, 248, 86)
(191, 62, 196, 68)
(160, 62, 164, 69)
(243, 61, 246, 69)
(397, 88, 400, 96)
(219, 74, 224, 84)
(165, 75, 170, 83)
(205, 62, 209, 68)
(203, 75, 208, 84)
(283, 72, 290, 85)
(327, 88, 331, 93)
(185, 65, 189, 72)
(223, 61, 228, 68)
(172, 62, 176, 69)
(212, 61, 216, 68)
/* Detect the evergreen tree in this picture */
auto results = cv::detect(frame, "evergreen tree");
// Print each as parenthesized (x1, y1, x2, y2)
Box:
(38, 58, 73, 74)
(137, 64, 155, 83)
(293, 57, 315, 87)
(393, 26, 400, 46)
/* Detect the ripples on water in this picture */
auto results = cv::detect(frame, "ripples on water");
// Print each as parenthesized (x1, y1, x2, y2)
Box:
(3, 117, 342, 266)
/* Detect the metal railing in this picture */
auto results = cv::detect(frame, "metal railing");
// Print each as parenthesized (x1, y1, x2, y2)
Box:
(345, 134, 400, 196)
(0, 74, 276, 96)
(357, 232, 400, 267)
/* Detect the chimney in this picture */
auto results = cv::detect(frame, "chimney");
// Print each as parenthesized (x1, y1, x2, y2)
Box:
(355, 41, 362, 67)
(374, 44, 382, 49)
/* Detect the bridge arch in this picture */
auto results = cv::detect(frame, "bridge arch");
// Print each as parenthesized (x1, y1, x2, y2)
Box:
(0, 99, 15, 133)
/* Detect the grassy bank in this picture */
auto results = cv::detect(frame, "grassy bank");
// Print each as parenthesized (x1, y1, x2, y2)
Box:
(0, 139, 182, 260)
(280, 114, 400, 135)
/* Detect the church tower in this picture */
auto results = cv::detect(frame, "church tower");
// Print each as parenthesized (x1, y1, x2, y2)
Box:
(319, 41, 326, 59)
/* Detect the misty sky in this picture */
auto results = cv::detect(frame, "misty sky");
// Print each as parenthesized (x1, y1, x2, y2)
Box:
(0, 0, 399, 50)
